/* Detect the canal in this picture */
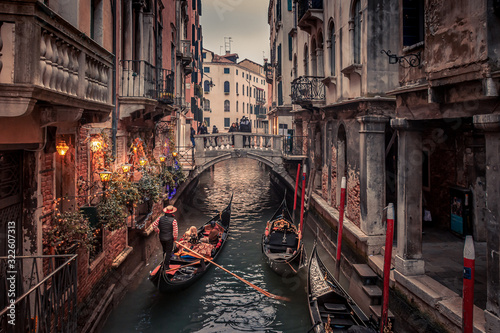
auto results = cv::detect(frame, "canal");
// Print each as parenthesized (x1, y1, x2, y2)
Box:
(102, 158, 315, 332)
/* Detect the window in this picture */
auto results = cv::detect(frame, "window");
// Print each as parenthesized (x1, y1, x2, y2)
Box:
(242, 102, 245, 113)
(236, 69, 239, 75)
(352, 0, 361, 64)
(204, 80, 210, 93)
(224, 100, 230, 112)
(224, 68, 230, 74)
(202, 52, 207, 59)
(250, 105, 253, 114)
(224, 118, 230, 128)
(236, 82, 239, 94)
(247, 86, 249, 95)
(249, 75, 252, 81)
(329, 21, 336, 75)
(236, 101, 239, 112)
(403, 0, 424, 46)
(287, 0, 292, 11)
(242, 72, 245, 78)
(91, 0, 103, 45)
(249, 88, 252, 97)
(304, 44, 309, 76)
(242, 84, 245, 96)
(224, 81, 230, 94)
(204, 67, 210, 73)
(203, 99, 210, 111)
(278, 81, 283, 106)
(288, 34, 293, 61)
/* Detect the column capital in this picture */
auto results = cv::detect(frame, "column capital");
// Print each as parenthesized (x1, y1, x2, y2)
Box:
(358, 115, 389, 134)
(390, 118, 422, 131)
(473, 114, 500, 132)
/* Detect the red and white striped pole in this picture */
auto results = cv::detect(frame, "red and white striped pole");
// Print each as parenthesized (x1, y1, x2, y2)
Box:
(294, 163, 301, 211)
(462, 235, 475, 333)
(335, 176, 346, 281)
(381, 203, 395, 333)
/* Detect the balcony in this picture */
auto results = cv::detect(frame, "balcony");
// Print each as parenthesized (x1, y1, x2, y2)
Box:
(178, 40, 192, 66)
(0, 2, 113, 122)
(297, 0, 324, 33)
(291, 76, 326, 105)
(119, 60, 175, 118)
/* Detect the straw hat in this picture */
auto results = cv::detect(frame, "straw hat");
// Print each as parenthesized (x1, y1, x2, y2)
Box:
(163, 205, 177, 213)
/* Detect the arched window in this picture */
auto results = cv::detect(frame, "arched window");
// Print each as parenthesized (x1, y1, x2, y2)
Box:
(311, 38, 317, 76)
(224, 100, 230, 112)
(203, 99, 210, 111)
(224, 81, 230, 94)
(317, 31, 324, 77)
(352, 0, 361, 64)
(204, 80, 210, 93)
(304, 44, 309, 76)
(329, 21, 336, 76)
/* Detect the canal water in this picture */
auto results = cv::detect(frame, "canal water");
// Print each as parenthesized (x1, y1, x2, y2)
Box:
(102, 158, 315, 333)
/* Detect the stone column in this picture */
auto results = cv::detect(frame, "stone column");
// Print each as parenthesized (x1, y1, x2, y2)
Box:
(316, 48, 324, 78)
(473, 114, 500, 332)
(358, 115, 389, 236)
(123, 0, 133, 61)
(391, 118, 425, 276)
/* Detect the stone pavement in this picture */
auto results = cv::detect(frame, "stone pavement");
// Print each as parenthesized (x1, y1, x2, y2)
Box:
(422, 226, 487, 310)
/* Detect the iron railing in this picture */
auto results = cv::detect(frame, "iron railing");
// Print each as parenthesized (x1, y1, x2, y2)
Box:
(0, 254, 78, 333)
(298, 0, 323, 23)
(291, 76, 325, 104)
(283, 135, 307, 156)
(119, 60, 174, 104)
(175, 146, 195, 170)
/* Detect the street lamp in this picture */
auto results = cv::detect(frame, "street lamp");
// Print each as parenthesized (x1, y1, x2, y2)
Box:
(90, 138, 103, 152)
(159, 155, 167, 163)
(99, 170, 112, 183)
(139, 157, 148, 167)
(56, 140, 70, 156)
(121, 163, 132, 174)
(172, 151, 178, 158)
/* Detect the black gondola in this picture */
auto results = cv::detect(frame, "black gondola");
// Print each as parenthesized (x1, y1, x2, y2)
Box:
(261, 196, 305, 276)
(149, 195, 232, 292)
(307, 244, 377, 333)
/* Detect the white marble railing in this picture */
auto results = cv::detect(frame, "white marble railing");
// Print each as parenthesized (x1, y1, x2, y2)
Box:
(39, 28, 110, 103)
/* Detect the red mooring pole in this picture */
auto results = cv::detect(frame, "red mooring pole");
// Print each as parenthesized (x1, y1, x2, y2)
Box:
(463, 235, 475, 333)
(381, 203, 395, 333)
(299, 164, 307, 240)
(335, 177, 347, 281)
(294, 163, 301, 211)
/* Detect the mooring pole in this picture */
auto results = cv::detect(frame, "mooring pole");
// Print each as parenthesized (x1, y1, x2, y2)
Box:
(462, 235, 475, 333)
(335, 177, 346, 281)
(298, 164, 307, 248)
(381, 203, 395, 333)
(294, 163, 301, 211)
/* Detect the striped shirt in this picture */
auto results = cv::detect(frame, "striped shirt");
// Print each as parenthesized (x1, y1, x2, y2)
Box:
(152, 215, 178, 240)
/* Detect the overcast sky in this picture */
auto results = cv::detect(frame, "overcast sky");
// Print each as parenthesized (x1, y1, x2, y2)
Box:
(200, 0, 270, 65)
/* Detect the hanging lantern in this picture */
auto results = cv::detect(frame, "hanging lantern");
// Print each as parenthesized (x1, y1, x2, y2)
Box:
(99, 170, 112, 183)
(56, 140, 70, 156)
(121, 163, 132, 173)
(139, 157, 148, 167)
(159, 155, 166, 163)
(90, 138, 103, 152)
(172, 151, 178, 158)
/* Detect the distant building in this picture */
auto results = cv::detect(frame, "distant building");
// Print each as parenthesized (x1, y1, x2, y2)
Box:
(201, 49, 268, 133)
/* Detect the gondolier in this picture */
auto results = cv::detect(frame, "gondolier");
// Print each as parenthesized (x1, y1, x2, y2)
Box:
(152, 205, 179, 268)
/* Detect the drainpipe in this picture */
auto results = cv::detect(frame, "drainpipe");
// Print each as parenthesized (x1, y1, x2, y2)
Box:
(111, 0, 118, 158)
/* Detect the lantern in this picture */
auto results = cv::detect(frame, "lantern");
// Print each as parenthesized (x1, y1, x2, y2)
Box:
(56, 140, 70, 156)
(121, 163, 132, 173)
(159, 155, 166, 163)
(99, 170, 112, 183)
(139, 157, 148, 167)
(90, 138, 103, 152)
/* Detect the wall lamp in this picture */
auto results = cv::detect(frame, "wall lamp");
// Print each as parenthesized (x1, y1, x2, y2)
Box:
(56, 140, 70, 156)
(381, 49, 421, 68)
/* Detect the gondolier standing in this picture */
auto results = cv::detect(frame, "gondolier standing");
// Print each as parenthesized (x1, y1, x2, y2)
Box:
(152, 205, 179, 268)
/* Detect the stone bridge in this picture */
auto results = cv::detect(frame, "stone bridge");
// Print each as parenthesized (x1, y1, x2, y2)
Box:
(188, 133, 300, 178)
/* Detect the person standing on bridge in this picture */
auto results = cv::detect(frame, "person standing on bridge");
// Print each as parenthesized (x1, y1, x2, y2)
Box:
(228, 122, 237, 146)
(212, 125, 219, 146)
(190, 125, 196, 147)
(152, 205, 178, 268)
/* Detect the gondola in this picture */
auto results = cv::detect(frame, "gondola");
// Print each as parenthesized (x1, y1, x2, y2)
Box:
(149, 195, 232, 292)
(307, 244, 377, 333)
(261, 195, 305, 276)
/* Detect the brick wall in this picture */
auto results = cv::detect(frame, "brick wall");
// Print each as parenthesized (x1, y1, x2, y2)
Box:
(346, 170, 361, 228)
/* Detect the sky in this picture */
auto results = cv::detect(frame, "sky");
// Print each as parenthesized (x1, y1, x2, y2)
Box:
(200, 0, 270, 65)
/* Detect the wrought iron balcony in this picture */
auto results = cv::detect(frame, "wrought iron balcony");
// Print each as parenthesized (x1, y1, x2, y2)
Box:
(119, 60, 174, 104)
(0, 254, 78, 333)
(291, 76, 326, 105)
(297, 0, 324, 32)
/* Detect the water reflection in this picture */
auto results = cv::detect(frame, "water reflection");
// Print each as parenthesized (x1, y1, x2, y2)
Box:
(102, 159, 310, 333)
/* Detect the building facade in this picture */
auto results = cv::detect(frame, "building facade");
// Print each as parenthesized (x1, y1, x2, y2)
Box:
(201, 49, 268, 133)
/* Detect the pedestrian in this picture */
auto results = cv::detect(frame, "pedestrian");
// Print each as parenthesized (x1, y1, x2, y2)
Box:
(228, 122, 237, 146)
(190, 125, 196, 147)
(212, 125, 219, 146)
(152, 205, 178, 268)
(240, 116, 251, 147)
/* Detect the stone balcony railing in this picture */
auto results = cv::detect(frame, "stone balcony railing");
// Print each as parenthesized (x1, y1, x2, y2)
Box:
(0, 3, 114, 119)
(291, 76, 326, 105)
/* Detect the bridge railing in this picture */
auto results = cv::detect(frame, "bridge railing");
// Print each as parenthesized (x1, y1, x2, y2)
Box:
(194, 133, 282, 151)
(282, 135, 307, 156)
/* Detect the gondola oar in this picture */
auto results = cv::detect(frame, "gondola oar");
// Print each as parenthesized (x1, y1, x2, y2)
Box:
(164, 260, 201, 274)
(175, 241, 290, 301)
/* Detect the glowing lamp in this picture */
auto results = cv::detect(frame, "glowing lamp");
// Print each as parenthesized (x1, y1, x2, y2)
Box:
(99, 170, 112, 183)
(90, 138, 103, 152)
(139, 157, 148, 167)
(172, 151, 178, 158)
(121, 163, 132, 173)
(56, 140, 69, 156)
(159, 155, 166, 163)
